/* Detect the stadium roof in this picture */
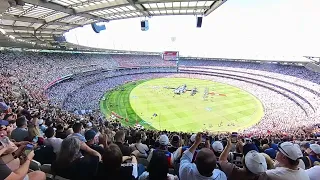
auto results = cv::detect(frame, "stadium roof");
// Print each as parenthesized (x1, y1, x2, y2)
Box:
(0, 0, 227, 48)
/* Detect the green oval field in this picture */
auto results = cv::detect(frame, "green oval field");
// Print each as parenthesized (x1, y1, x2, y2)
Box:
(100, 78, 264, 132)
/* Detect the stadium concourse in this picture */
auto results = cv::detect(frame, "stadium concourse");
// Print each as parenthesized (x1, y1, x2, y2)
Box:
(0, 50, 319, 180)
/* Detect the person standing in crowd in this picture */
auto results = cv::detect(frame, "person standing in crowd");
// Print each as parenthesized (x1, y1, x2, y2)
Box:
(179, 132, 227, 180)
(168, 134, 181, 153)
(114, 130, 132, 156)
(303, 144, 320, 168)
(139, 150, 178, 180)
(55, 124, 67, 139)
(96, 144, 138, 180)
(85, 129, 105, 155)
(130, 132, 149, 158)
(68, 122, 86, 142)
(211, 141, 224, 161)
(173, 134, 197, 163)
(266, 142, 310, 180)
(52, 137, 102, 180)
(26, 124, 44, 145)
(44, 127, 63, 154)
(218, 137, 268, 180)
(148, 134, 174, 168)
(11, 116, 28, 142)
(0, 144, 46, 180)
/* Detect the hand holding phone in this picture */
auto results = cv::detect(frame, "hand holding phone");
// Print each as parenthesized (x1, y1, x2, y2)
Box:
(24, 144, 34, 156)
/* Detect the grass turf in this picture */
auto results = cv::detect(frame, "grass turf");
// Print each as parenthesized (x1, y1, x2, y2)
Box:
(100, 78, 264, 132)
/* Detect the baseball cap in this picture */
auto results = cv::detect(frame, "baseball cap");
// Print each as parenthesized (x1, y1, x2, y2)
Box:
(159, 134, 169, 145)
(310, 144, 320, 155)
(190, 134, 196, 142)
(0, 102, 9, 111)
(245, 150, 267, 174)
(278, 142, 302, 160)
(212, 141, 224, 153)
(85, 130, 97, 141)
(0, 120, 9, 126)
(243, 143, 259, 155)
(264, 148, 276, 159)
(86, 122, 93, 128)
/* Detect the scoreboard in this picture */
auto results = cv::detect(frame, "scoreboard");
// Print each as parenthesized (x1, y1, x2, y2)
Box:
(163, 51, 179, 61)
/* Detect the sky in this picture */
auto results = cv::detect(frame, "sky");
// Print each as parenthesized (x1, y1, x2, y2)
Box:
(65, 0, 320, 60)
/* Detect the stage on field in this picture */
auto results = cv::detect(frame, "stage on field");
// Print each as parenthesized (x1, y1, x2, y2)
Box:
(100, 78, 264, 132)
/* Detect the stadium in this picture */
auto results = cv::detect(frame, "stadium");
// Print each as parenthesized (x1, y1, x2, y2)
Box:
(0, 0, 319, 180)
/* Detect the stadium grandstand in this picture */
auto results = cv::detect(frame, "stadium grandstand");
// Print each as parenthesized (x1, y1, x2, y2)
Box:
(0, 0, 320, 180)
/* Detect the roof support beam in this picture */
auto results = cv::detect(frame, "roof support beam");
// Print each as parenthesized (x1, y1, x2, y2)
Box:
(136, 0, 208, 4)
(68, 0, 105, 8)
(1, 25, 34, 31)
(204, 0, 227, 16)
(127, 0, 150, 17)
(22, 0, 107, 21)
(75, 2, 130, 13)
(1, 14, 45, 24)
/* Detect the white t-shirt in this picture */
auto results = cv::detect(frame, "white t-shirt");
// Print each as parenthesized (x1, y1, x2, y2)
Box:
(266, 167, 310, 180)
(305, 166, 320, 180)
(44, 137, 63, 153)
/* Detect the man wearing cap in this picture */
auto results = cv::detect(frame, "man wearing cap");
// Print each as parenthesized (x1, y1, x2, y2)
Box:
(179, 133, 227, 180)
(85, 129, 105, 155)
(303, 144, 320, 168)
(219, 137, 268, 180)
(266, 142, 309, 180)
(173, 134, 198, 163)
(147, 134, 174, 167)
(211, 141, 224, 160)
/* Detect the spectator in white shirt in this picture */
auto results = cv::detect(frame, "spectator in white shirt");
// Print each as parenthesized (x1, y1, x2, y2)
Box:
(305, 165, 320, 180)
(179, 132, 227, 180)
(44, 127, 63, 153)
(266, 142, 310, 180)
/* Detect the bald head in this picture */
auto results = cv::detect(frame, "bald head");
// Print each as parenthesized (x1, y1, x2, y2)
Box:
(195, 148, 217, 177)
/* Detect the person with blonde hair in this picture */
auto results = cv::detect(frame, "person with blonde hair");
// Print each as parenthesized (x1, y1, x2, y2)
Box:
(25, 124, 44, 145)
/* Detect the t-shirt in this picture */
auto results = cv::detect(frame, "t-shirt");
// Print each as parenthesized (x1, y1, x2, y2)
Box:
(114, 142, 132, 156)
(219, 161, 269, 180)
(52, 155, 99, 180)
(44, 137, 63, 153)
(266, 167, 310, 180)
(87, 144, 105, 156)
(0, 159, 12, 179)
(11, 127, 28, 142)
(305, 166, 320, 180)
(95, 163, 137, 180)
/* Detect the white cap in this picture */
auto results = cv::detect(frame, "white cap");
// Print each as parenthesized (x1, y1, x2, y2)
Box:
(245, 150, 267, 174)
(159, 134, 169, 145)
(190, 134, 196, 142)
(279, 142, 303, 160)
(211, 141, 224, 153)
(38, 119, 44, 125)
(86, 122, 92, 128)
(310, 144, 320, 155)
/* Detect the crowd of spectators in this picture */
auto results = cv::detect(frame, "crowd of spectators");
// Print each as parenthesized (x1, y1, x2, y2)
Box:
(0, 51, 319, 180)
(111, 54, 176, 67)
